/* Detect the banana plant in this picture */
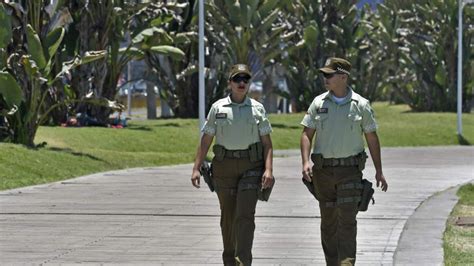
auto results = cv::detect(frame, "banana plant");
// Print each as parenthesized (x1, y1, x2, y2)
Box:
(123, 1, 198, 117)
(0, 1, 106, 147)
(205, 0, 299, 111)
(378, 0, 474, 112)
(280, 0, 376, 111)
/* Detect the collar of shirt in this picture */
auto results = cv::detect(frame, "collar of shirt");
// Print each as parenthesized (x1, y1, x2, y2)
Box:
(223, 95, 252, 107)
(324, 86, 359, 105)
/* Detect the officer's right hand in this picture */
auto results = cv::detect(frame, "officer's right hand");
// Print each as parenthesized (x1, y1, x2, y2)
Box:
(302, 163, 313, 182)
(191, 169, 201, 188)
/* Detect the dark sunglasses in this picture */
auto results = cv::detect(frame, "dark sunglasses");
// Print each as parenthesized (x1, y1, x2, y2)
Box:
(322, 72, 336, 79)
(231, 75, 250, 84)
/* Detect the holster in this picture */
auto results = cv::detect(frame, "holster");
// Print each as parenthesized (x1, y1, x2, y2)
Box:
(199, 161, 215, 192)
(358, 179, 375, 211)
(302, 178, 317, 200)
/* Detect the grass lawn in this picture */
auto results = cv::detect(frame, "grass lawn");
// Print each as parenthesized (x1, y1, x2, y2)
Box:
(444, 184, 474, 265)
(1, 102, 473, 190)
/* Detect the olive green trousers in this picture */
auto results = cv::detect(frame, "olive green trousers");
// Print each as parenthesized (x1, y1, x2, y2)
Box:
(212, 156, 264, 266)
(312, 165, 362, 266)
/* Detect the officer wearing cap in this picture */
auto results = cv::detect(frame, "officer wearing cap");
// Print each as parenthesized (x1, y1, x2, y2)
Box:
(191, 64, 274, 266)
(300, 57, 388, 266)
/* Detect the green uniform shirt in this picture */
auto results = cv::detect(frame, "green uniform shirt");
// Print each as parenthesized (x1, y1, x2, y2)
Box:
(202, 95, 272, 150)
(301, 88, 378, 158)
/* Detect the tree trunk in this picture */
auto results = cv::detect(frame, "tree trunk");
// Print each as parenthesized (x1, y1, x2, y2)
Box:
(146, 82, 157, 119)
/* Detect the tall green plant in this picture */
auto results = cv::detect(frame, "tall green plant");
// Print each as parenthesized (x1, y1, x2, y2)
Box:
(377, 0, 474, 112)
(205, 0, 298, 112)
(0, 1, 105, 146)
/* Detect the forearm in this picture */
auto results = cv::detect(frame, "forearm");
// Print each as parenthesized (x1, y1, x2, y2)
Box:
(300, 129, 314, 165)
(261, 135, 273, 172)
(365, 132, 382, 172)
(192, 134, 213, 171)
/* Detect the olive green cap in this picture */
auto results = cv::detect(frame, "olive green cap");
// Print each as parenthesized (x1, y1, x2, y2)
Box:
(319, 57, 351, 75)
(228, 64, 252, 80)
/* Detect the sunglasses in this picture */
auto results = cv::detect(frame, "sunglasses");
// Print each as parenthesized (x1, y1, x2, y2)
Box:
(231, 75, 250, 84)
(322, 72, 336, 79)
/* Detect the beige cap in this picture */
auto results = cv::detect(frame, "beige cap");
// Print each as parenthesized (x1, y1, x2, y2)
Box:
(319, 57, 351, 75)
(228, 64, 252, 79)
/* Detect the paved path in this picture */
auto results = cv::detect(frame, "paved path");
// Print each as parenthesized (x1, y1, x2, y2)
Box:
(0, 146, 472, 265)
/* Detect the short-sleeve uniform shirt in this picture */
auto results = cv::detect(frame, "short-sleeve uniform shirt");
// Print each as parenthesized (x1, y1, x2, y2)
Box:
(202, 96, 272, 150)
(301, 88, 378, 158)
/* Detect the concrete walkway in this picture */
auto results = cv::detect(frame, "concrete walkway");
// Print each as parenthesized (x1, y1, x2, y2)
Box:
(0, 146, 472, 265)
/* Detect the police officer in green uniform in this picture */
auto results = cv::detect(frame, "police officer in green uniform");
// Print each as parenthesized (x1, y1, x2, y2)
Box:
(300, 57, 388, 266)
(191, 64, 274, 266)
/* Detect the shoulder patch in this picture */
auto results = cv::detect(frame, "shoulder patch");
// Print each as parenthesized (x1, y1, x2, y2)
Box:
(216, 113, 227, 119)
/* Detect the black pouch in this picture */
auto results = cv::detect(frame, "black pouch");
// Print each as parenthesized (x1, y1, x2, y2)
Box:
(248, 142, 263, 162)
(358, 179, 375, 211)
(357, 152, 368, 171)
(199, 161, 215, 192)
(258, 177, 274, 202)
(311, 154, 324, 170)
(212, 145, 225, 161)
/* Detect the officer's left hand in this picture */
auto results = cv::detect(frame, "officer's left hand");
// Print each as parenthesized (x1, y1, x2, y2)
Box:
(261, 169, 274, 189)
(375, 172, 388, 192)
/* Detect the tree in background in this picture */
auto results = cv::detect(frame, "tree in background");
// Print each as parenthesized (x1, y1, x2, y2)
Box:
(280, 0, 380, 111)
(374, 0, 474, 112)
(0, 1, 106, 147)
(205, 0, 299, 113)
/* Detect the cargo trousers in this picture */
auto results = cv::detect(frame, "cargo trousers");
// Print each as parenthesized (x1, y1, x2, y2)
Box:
(311, 164, 363, 266)
(212, 156, 264, 266)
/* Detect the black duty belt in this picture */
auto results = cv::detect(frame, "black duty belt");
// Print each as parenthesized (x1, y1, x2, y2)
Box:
(322, 156, 359, 167)
(224, 149, 250, 159)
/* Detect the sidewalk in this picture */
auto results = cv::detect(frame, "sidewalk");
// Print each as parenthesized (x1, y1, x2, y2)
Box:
(0, 146, 472, 265)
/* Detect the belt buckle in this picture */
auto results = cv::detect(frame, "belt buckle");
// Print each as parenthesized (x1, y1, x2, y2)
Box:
(232, 151, 240, 158)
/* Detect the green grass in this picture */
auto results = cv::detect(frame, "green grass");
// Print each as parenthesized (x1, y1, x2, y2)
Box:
(1, 102, 473, 190)
(444, 183, 474, 265)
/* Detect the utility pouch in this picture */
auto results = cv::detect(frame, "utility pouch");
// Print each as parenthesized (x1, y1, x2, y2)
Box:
(199, 161, 215, 192)
(248, 142, 263, 162)
(212, 145, 225, 161)
(239, 169, 274, 201)
(358, 151, 368, 171)
(302, 178, 317, 200)
(258, 177, 274, 202)
(358, 179, 375, 211)
(311, 154, 324, 170)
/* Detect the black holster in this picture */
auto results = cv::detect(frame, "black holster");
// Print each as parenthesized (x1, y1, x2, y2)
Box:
(358, 179, 375, 211)
(199, 161, 215, 192)
(302, 178, 317, 200)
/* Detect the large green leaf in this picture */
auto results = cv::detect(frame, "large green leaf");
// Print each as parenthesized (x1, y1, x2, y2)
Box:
(52, 50, 107, 84)
(0, 71, 23, 107)
(26, 24, 47, 69)
(44, 27, 65, 61)
(303, 23, 319, 46)
(149, 45, 185, 60)
(0, 3, 12, 49)
(118, 47, 145, 60)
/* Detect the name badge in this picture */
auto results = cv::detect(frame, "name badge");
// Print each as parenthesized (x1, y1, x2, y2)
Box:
(317, 108, 328, 114)
(215, 113, 227, 119)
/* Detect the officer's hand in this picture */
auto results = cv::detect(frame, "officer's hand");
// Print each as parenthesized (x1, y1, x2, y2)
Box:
(302, 163, 313, 182)
(261, 169, 274, 189)
(375, 172, 388, 192)
(191, 169, 201, 188)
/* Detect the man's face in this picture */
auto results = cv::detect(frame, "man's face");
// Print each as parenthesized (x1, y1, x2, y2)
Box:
(322, 72, 346, 91)
(229, 74, 251, 96)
